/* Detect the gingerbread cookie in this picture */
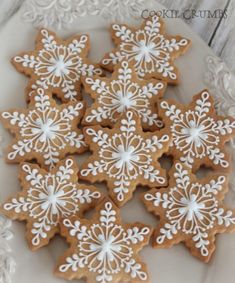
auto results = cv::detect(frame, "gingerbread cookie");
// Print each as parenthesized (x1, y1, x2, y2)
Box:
(1, 88, 86, 169)
(101, 15, 191, 84)
(1, 157, 102, 250)
(12, 28, 102, 102)
(142, 161, 235, 262)
(159, 90, 235, 171)
(79, 110, 170, 206)
(55, 198, 152, 283)
(83, 60, 166, 130)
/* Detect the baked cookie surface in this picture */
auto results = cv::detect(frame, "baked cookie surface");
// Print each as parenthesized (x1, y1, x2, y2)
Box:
(1, 88, 86, 169)
(159, 90, 235, 171)
(142, 162, 235, 262)
(55, 198, 152, 283)
(83, 60, 166, 130)
(12, 28, 102, 102)
(101, 15, 191, 84)
(1, 157, 102, 250)
(80, 110, 171, 206)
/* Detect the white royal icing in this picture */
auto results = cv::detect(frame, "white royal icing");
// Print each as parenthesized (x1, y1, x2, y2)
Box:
(85, 60, 165, 127)
(3, 158, 101, 247)
(81, 111, 169, 203)
(160, 91, 235, 168)
(14, 29, 101, 101)
(2, 88, 86, 169)
(59, 201, 150, 282)
(144, 162, 235, 257)
(102, 15, 188, 80)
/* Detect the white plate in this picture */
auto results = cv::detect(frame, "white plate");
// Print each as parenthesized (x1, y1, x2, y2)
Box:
(0, 2, 235, 283)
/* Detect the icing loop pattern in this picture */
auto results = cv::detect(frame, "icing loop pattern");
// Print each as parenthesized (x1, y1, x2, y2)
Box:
(84, 60, 166, 129)
(2, 158, 101, 249)
(1, 88, 86, 169)
(80, 110, 170, 206)
(143, 162, 235, 261)
(160, 90, 235, 170)
(56, 199, 151, 283)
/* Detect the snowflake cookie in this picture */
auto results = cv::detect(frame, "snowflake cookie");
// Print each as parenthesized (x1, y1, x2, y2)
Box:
(101, 15, 191, 84)
(12, 28, 102, 102)
(159, 90, 235, 171)
(1, 157, 102, 250)
(83, 60, 166, 130)
(79, 110, 170, 206)
(55, 198, 152, 283)
(1, 88, 86, 169)
(142, 161, 235, 262)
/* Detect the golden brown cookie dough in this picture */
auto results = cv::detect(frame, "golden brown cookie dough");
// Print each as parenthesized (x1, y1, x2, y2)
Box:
(83, 60, 166, 131)
(1, 88, 86, 169)
(55, 198, 152, 283)
(79, 110, 171, 206)
(1, 157, 102, 250)
(12, 28, 102, 102)
(142, 161, 235, 262)
(159, 89, 235, 172)
(101, 15, 191, 84)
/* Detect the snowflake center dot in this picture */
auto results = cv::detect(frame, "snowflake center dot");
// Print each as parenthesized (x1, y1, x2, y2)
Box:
(47, 185, 58, 204)
(185, 198, 200, 212)
(189, 127, 202, 139)
(54, 57, 67, 76)
(118, 148, 132, 163)
(119, 95, 132, 109)
(141, 44, 150, 54)
(40, 120, 55, 139)
(138, 40, 158, 58)
(101, 238, 113, 253)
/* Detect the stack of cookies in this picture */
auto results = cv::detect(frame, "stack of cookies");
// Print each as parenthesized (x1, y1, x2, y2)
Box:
(1, 15, 235, 283)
